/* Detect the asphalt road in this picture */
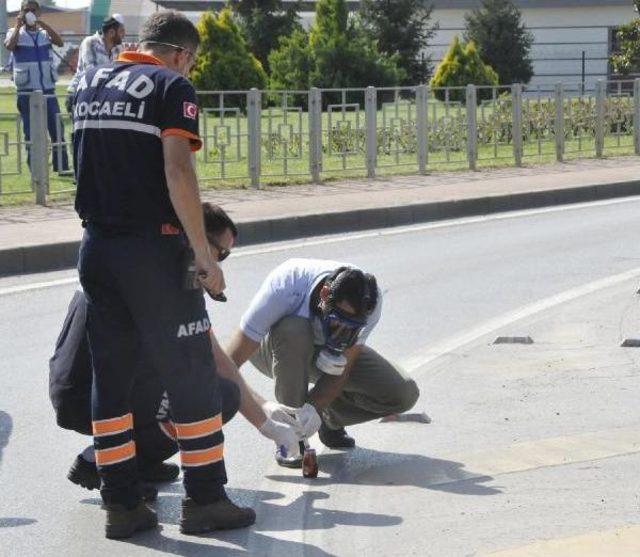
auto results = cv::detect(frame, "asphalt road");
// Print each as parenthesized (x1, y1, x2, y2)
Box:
(2, 197, 640, 556)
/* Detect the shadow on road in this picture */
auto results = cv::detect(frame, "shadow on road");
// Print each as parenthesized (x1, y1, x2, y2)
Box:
(130, 527, 338, 557)
(80, 486, 400, 556)
(127, 488, 360, 557)
(0, 411, 37, 529)
(0, 518, 37, 528)
(0, 410, 12, 466)
(267, 446, 502, 496)
(153, 485, 401, 532)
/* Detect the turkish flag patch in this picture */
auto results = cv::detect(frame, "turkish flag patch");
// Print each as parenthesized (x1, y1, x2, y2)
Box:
(183, 101, 198, 120)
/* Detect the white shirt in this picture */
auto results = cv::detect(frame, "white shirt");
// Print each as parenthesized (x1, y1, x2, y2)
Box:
(67, 32, 122, 95)
(240, 258, 382, 346)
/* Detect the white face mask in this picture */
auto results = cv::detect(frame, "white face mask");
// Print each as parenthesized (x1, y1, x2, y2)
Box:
(24, 11, 37, 26)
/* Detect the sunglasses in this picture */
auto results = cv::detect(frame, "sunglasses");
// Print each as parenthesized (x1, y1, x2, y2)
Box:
(207, 236, 230, 262)
(143, 40, 195, 60)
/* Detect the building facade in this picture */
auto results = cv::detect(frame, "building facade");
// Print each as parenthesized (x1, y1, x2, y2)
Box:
(152, 0, 639, 88)
(428, 0, 637, 90)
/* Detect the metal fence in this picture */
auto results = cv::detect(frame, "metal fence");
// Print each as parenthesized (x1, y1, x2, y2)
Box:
(192, 79, 639, 187)
(1, 79, 639, 205)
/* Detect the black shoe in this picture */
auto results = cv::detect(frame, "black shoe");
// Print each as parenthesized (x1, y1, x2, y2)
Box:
(68, 455, 158, 502)
(68, 454, 100, 491)
(105, 501, 158, 539)
(140, 462, 180, 483)
(180, 495, 256, 535)
(319, 424, 355, 449)
(274, 441, 305, 469)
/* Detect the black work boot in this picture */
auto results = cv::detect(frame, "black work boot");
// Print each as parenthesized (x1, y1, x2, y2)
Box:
(319, 423, 356, 449)
(140, 462, 180, 483)
(105, 501, 158, 539)
(274, 441, 305, 469)
(67, 454, 100, 490)
(180, 494, 256, 535)
(67, 455, 158, 502)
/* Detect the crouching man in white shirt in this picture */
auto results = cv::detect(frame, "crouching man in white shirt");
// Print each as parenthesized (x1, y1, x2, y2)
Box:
(227, 258, 420, 467)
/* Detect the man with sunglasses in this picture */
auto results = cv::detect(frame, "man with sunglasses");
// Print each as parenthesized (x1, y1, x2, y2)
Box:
(72, 11, 253, 538)
(228, 259, 420, 467)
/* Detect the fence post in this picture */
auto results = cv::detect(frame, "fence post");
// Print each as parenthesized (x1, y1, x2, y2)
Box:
(29, 91, 49, 206)
(308, 87, 322, 183)
(416, 84, 428, 174)
(595, 79, 605, 158)
(247, 88, 261, 188)
(512, 83, 523, 167)
(635, 79, 640, 156)
(365, 86, 377, 179)
(466, 84, 477, 171)
(554, 83, 564, 163)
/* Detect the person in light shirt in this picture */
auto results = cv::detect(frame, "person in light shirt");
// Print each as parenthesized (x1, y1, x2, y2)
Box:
(228, 258, 420, 467)
(66, 13, 127, 113)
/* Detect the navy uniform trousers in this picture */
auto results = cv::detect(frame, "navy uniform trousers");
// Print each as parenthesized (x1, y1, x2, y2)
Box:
(78, 224, 227, 508)
(49, 291, 240, 473)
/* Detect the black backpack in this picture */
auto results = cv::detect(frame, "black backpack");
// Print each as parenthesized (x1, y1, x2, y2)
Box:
(48, 290, 92, 435)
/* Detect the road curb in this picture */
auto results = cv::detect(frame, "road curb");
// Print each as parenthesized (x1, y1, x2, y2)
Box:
(2, 178, 640, 276)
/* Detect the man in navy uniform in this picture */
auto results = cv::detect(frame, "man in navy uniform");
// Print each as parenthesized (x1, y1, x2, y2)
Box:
(73, 11, 254, 538)
(50, 204, 299, 501)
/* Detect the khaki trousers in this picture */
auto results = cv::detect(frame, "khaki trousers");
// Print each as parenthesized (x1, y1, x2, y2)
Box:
(250, 316, 419, 430)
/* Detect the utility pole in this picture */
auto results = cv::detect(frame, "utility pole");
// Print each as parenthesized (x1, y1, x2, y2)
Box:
(0, 0, 7, 68)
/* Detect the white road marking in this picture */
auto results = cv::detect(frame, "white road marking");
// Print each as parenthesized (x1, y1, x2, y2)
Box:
(431, 425, 640, 487)
(236, 195, 640, 258)
(2, 194, 640, 297)
(402, 266, 640, 375)
(485, 524, 640, 557)
(0, 277, 79, 296)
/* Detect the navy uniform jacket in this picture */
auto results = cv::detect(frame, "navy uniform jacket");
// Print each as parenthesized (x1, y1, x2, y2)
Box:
(73, 51, 202, 228)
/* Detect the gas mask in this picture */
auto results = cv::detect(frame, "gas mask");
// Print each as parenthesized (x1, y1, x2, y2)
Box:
(314, 267, 377, 376)
(316, 307, 367, 376)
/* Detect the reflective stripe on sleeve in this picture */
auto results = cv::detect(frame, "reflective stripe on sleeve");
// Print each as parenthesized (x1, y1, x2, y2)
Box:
(161, 128, 203, 152)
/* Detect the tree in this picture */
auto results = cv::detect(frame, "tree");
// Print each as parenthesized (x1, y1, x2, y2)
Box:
(269, 0, 404, 94)
(464, 0, 533, 85)
(230, 0, 301, 72)
(430, 36, 499, 103)
(268, 28, 313, 92)
(358, 0, 438, 85)
(611, 19, 640, 75)
(191, 8, 267, 107)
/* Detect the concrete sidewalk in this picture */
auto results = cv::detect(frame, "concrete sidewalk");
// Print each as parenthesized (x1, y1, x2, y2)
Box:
(2, 155, 640, 276)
